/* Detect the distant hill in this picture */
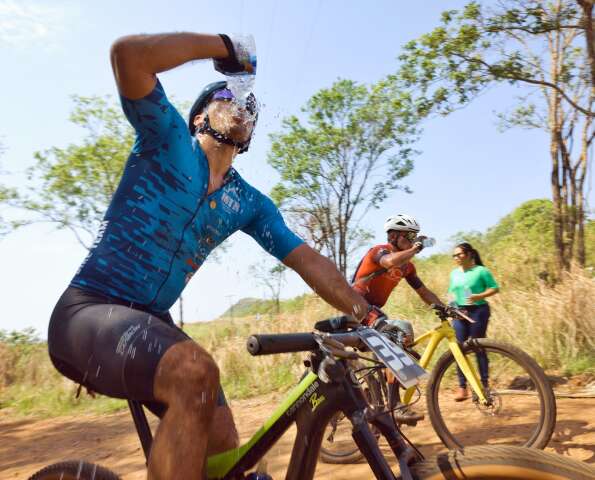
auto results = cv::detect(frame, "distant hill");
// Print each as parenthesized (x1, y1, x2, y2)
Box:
(218, 294, 311, 319)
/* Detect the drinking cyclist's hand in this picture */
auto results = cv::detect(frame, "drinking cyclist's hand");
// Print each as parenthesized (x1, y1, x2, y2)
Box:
(413, 235, 429, 252)
(214, 34, 257, 75)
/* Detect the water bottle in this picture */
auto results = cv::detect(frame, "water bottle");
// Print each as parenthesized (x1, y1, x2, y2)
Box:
(422, 237, 435, 248)
(225, 34, 257, 103)
(464, 287, 473, 304)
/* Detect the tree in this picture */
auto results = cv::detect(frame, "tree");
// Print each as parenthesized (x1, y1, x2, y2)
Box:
(7, 96, 133, 247)
(5, 96, 200, 327)
(268, 79, 418, 276)
(249, 257, 287, 315)
(396, 0, 593, 272)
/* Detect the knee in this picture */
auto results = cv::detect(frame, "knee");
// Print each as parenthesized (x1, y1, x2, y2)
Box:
(155, 342, 220, 405)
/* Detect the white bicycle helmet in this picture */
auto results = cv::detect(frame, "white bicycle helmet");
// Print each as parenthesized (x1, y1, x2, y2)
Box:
(383, 214, 420, 233)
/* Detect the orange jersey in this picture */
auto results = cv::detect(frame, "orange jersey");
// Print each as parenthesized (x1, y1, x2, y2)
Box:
(352, 244, 419, 307)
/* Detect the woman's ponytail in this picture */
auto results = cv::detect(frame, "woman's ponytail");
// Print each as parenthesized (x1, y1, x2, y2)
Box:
(457, 242, 484, 266)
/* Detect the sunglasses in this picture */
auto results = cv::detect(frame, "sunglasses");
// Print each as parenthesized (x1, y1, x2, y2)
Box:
(211, 89, 257, 116)
(452, 252, 466, 259)
(401, 232, 417, 242)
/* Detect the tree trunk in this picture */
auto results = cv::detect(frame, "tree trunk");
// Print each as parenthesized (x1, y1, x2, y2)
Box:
(578, 0, 595, 89)
(550, 136, 566, 273)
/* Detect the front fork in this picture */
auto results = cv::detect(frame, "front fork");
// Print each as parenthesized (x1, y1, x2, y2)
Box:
(341, 376, 417, 480)
(447, 338, 488, 404)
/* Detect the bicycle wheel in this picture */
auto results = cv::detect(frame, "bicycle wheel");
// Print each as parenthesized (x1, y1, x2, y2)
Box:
(28, 461, 121, 480)
(426, 338, 556, 450)
(407, 445, 595, 479)
(319, 368, 384, 464)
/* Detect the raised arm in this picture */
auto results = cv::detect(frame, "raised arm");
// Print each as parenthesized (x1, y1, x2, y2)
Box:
(283, 244, 369, 319)
(378, 245, 419, 269)
(110, 33, 228, 99)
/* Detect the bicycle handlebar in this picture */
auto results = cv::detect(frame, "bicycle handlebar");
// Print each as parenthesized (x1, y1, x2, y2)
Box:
(247, 332, 362, 356)
(431, 303, 475, 323)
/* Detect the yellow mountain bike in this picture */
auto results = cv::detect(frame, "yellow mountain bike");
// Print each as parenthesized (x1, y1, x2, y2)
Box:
(320, 304, 556, 464)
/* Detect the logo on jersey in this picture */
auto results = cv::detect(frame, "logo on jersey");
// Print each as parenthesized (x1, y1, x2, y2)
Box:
(221, 191, 241, 214)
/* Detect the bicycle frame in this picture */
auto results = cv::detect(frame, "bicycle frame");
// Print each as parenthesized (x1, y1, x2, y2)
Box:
(401, 320, 487, 405)
(130, 363, 412, 480)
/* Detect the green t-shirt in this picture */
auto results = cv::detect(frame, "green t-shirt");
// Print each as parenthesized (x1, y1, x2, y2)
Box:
(448, 265, 499, 306)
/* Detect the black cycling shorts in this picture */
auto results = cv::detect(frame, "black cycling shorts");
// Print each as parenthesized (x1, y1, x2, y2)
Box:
(48, 286, 226, 415)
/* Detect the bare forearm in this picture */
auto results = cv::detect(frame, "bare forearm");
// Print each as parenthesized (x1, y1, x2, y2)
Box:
(111, 32, 227, 98)
(477, 288, 499, 300)
(417, 286, 444, 306)
(380, 246, 419, 269)
(113, 33, 225, 74)
(284, 245, 369, 319)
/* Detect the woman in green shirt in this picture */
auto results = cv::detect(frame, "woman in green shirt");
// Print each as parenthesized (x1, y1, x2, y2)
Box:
(448, 242, 500, 401)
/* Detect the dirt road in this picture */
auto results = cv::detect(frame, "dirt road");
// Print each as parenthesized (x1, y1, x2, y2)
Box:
(1, 393, 593, 479)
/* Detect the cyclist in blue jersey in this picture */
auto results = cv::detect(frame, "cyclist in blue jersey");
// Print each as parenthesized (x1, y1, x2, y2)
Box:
(47, 32, 372, 479)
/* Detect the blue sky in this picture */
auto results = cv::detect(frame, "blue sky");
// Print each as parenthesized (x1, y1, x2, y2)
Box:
(1, 0, 588, 335)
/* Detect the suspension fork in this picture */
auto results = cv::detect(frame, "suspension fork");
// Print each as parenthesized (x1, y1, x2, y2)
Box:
(448, 338, 488, 404)
(339, 376, 405, 480)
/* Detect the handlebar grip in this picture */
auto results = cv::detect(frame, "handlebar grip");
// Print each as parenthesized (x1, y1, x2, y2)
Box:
(246, 333, 318, 356)
(314, 316, 349, 332)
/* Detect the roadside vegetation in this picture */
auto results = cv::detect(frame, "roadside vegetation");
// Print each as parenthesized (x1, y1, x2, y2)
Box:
(1, 199, 593, 418)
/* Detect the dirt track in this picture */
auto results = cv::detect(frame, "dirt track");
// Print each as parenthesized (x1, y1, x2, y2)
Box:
(0, 393, 593, 479)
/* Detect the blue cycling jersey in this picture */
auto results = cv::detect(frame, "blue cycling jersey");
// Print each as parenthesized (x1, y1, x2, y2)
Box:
(71, 80, 303, 313)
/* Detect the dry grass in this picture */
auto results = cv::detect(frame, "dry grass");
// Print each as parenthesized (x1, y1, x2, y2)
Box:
(186, 296, 336, 398)
(1, 266, 593, 417)
(384, 261, 595, 374)
(488, 269, 595, 371)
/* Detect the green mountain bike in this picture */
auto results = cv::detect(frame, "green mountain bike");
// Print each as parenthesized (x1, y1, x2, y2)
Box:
(29, 322, 586, 480)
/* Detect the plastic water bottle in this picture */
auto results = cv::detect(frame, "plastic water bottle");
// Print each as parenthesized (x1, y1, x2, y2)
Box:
(225, 34, 257, 103)
(421, 237, 436, 249)
(464, 287, 473, 304)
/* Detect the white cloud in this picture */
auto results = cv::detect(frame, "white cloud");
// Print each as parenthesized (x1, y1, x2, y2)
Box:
(0, 0, 74, 48)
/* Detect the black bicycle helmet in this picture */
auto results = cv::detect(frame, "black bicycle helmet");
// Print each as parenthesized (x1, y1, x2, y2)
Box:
(188, 80, 227, 135)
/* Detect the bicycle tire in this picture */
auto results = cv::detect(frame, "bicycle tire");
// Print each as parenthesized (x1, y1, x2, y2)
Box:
(28, 460, 121, 480)
(426, 338, 556, 450)
(407, 445, 595, 479)
(319, 367, 384, 464)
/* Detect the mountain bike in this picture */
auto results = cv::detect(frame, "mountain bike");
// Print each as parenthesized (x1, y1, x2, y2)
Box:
(28, 323, 584, 480)
(320, 304, 556, 464)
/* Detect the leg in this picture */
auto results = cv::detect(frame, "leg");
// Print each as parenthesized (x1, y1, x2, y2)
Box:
(149, 340, 220, 480)
(452, 318, 470, 388)
(207, 405, 240, 455)
(468, 305, 490, 386)
(146, 388, 239, 456)
(48, 287, 232, 479)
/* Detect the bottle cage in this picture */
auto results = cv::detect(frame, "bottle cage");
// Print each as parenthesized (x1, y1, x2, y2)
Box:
(197, 114, 251, 154)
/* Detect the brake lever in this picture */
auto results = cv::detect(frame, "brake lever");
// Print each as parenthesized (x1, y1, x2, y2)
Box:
(318, 335, 359, 360)
(450, 307, 475, 323)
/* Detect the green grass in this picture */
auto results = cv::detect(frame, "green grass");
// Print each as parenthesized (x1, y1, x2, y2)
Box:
(563, 355, 595, 377)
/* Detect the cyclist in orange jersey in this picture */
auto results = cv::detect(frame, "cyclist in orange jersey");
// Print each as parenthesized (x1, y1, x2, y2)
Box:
(352, 214, 445, 423)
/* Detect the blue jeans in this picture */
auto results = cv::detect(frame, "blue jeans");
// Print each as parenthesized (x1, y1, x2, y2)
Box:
(452, 303, 490, 388)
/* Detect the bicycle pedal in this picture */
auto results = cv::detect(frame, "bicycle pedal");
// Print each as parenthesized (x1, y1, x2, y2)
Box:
(398, 418, 418, 427)
(396, 414, 424, 426)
